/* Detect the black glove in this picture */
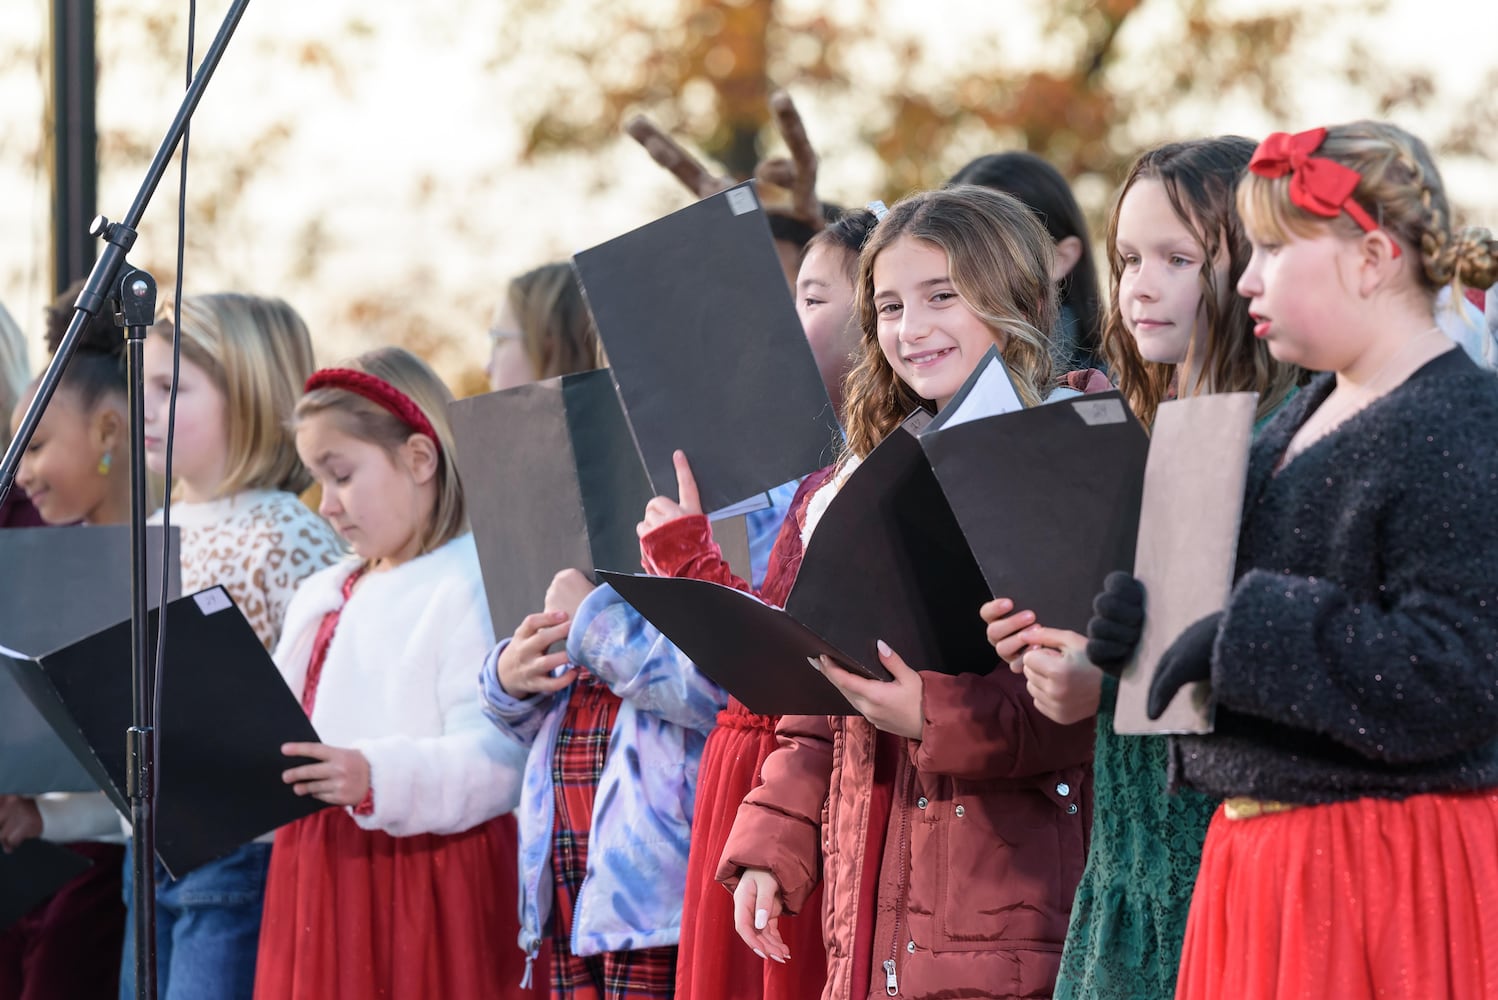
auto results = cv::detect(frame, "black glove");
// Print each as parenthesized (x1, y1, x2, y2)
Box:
(1146, 612, 1223, 720)
(1085, 572, 1146, 676)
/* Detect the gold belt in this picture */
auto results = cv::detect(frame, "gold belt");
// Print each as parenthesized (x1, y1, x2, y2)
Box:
(1222, 796, 1300, 821)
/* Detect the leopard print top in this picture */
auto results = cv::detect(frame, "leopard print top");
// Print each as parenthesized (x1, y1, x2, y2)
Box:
(152, 489, 346, 650)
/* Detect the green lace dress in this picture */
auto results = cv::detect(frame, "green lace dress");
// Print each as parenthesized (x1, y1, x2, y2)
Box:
(1055, 394, 1296, 1000)
(1054, 675, 1215, 1000)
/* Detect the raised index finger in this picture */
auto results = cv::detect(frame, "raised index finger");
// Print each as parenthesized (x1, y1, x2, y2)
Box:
(673, 450, 702, 515)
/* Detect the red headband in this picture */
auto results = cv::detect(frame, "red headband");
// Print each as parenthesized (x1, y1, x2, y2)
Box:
(1249, 128, 1400, 258)
(304, 368, 441, 451)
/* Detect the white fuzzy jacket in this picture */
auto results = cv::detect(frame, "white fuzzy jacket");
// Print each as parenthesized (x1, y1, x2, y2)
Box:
(273, 534, 525, 837)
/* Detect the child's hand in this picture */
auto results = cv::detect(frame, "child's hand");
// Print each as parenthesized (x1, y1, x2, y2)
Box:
(733, 867, 790, 963)
(636, 450, 704, 537)
(280, 743, 371, 807)
(980, 597, 1039, 667)
(545, 569, 596, 621)
(496, 611, 576, 697)
(0, 795, 42, 852)
(814, 640, 925, 740)
(1017, 626, 1103, 726)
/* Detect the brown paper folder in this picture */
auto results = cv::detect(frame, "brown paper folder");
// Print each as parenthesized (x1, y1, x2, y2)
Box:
(1113, 393, 1258, 734)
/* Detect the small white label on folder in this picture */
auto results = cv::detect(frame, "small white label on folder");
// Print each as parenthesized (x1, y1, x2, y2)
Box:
(193, 589, 233, 615)
(725, 187, 758, 216)
(1072, 399, 1126, 426)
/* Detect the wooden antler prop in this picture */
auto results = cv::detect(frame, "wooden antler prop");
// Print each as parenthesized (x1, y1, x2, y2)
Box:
(624, 115, 734, 198)
(752, 90, 823, 230)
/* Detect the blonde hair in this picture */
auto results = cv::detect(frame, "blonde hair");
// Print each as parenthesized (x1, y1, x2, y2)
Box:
(842, 185, 1057, 459)
(504, 262, 604, 379)
(154, 294, 317, 497)
(1238, 120, 1498, 303)
(295, 347, 466, 556)
(0, 301, 29, 451)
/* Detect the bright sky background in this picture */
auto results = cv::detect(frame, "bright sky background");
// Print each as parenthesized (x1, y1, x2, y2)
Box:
(1, 0, 1493, 384)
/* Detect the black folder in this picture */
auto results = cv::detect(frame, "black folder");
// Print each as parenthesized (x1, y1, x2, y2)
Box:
(0, 525, 180, 795)
(0, 840, 93, 930)
(602, 351, 1150, 715)
(2, 587, 325, 877)
(599, 408, 1001, 716)
(572, 181, 839, 512)
(450, 370, 655, 637)
(920, 391, 1149, 633)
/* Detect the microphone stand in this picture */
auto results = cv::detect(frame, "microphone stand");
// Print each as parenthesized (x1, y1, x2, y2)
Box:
(0, 2, 252, 995)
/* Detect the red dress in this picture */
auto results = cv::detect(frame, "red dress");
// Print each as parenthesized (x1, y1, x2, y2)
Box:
(1176, 791, 1498, 1000)
(253, 569, 537, 1000)
(651, 472, 832, 1000)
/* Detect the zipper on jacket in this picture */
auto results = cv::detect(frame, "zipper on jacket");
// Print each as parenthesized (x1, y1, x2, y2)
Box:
(884, 759, 916, 996)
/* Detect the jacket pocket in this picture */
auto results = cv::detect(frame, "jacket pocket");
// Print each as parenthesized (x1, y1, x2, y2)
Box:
(928, 778, 1065, 952)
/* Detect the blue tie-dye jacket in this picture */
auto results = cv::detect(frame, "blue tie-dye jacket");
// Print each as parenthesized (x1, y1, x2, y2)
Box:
(477, 483, 795, 973)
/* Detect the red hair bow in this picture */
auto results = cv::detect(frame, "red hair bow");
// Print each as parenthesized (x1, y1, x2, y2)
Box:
(1249, 128, 1399, 257)
(304, 368, 442, 452)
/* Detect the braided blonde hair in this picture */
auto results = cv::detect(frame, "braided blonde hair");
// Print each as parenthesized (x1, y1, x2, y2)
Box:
(1238, 120, 1498, 303)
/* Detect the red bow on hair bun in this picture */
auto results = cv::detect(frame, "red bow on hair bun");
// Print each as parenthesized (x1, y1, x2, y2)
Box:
(1249, 128, 1400, 258)
(304, 368, 442, 453)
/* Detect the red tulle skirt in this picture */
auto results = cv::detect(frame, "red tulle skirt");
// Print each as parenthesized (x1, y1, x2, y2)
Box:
(676, 700, 826, 1000)
(1177, 790, 1498, 1000)
(253, 808, 539, 1000)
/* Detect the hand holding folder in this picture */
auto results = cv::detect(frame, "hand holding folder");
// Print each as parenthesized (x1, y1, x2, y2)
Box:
(3, 586, 327, 876)
(604, 348, 1152, 716)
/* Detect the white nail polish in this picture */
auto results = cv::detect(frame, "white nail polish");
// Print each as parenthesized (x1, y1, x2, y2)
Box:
(754, 908, 768, 930)
(753, 949, 766, 960)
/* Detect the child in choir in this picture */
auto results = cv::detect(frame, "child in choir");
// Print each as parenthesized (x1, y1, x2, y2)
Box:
(486, 262, 605, 392)
(253, 347, 531, 999)
(642, 210, 877, 1000)
(114, 293, 345, 1000)
(980, 137, 1303, 1000)
(949, 151, 1105, 373)
(1113, 121, 1498, 999)
(0, 295, 132, 999)
(714, 186, 1095, 999)
(482, 211, 874, 1000)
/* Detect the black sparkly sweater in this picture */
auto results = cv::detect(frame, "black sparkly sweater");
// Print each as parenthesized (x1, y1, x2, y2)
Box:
(1176, 348, 1498, 804)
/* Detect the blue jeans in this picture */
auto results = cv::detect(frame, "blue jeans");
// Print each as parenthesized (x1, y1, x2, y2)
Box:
(118, 841, 271, 1000)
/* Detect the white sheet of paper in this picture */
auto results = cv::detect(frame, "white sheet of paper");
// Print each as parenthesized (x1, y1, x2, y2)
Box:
(931, 353, 1025, 429)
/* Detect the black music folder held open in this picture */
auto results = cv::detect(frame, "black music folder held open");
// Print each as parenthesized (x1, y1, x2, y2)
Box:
(603, 349, 1150, 715)
(572, 181, 839, 513)
(920, 393, 1149, 635)
(0, 841, 93, 930)
(0, 525, 179, 795)
(450, 368, 656, 639)
(1, 587, 325, 876)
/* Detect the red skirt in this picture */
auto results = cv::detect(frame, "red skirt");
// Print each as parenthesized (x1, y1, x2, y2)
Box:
(253, 808, 537, 1000)
(676, 700, 826, 1000)
(1177, 790, 1498, 1000)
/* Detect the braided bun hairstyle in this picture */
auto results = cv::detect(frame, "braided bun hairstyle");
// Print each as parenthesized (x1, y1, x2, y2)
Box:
(1238, 120, 1498, 300)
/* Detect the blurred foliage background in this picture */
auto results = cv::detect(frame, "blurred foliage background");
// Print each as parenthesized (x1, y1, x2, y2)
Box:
(0, 0, 1493, 396)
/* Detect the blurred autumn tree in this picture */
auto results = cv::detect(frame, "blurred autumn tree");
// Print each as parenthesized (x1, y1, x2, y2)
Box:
(500, 0, 1494, 220)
